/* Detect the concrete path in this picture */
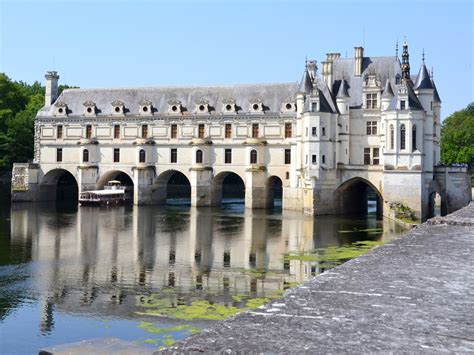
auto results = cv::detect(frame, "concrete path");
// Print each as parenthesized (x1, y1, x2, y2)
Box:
(164, 204, 474, 353)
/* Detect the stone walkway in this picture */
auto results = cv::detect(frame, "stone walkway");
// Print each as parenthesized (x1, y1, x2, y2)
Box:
(163, 204, 474, 353)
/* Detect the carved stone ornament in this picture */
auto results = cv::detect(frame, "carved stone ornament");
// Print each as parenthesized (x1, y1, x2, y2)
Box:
(168, 99, 182, 106)
(222, 98, 236, 105)
(111, 100, 124, 107)
(249, 97, 263, 104)
(83, 101, 96, 107)
(55, 101, 67, 108)
(139, 99, 152, 106)
(196, 97, 209, 105)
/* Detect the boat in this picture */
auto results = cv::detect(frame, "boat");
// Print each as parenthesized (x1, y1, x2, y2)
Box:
(79, 180, 128, 206)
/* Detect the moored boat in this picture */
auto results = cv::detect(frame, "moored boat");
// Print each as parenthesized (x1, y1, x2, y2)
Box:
(79, 180, 128, 206)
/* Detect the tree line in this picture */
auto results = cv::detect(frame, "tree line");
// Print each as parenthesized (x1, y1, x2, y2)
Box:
(0, 72, 472, 171)
(0, 73, 75, 171)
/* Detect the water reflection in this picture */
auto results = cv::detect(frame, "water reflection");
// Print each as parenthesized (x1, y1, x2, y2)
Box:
(1, 202, 407, 351)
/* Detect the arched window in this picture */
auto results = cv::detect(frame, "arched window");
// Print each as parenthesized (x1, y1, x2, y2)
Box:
(389, 124, 394, 150)
(195, 149, 203, 164)
(412, 125, 417, 151)
(83, 149, 89, 163)
(139, 149, 146, 163)
(400, 124, 406, 150)
(250, 149, 258, 164)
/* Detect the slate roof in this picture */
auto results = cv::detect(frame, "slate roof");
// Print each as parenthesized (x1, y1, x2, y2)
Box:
(432, 79, 441, 103)
(414, 63, 434, 90)
(387, 82, 424, 111)
(336, 79, 350, 98)
(382, 79, 394, 98)
(332, 56, 402, 108)
(39, 82, 300, 117)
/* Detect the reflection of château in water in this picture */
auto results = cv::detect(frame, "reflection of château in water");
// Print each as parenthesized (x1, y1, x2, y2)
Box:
(9, 204, 404, 329)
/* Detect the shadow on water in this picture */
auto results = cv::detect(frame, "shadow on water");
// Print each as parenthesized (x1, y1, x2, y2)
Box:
(0, 200, 410, 353)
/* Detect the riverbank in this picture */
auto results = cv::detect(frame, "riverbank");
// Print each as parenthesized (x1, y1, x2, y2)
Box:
(164, 203, 474, 353)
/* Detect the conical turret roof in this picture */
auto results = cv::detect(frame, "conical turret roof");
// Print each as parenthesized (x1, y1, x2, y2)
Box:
(414, 63, 434, 90)
(382, 79, 394, 98)
(336, 79, 349, 98)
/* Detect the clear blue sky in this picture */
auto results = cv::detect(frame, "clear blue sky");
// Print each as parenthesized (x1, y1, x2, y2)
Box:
(1, 0, 472, 119)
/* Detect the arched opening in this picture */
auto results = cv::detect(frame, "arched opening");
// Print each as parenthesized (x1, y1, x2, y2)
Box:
(139, 149, 146, 163)
(250, 149, 257, 164)
(212, 172, 245, 207)
(337, 178, 383, 219)
(400, 124, 406, 150)
(155, 170, 191, 205)
(267, 176, 283, 209)
(83, 149, 89, 163)
(39, 169, 79, 203)
(389, 124, 394, 150)
(195, 149, 203, 164)
(97, 170, 134, 203)
(412, 125, 417, 151)
(429, 191, 446, 218)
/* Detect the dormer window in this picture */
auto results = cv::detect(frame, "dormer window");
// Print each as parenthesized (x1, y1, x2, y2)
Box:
(395, 74, 401, 85)
(139, 99, 153, 116)
(168, 99, 182, 114)
(222, 98, 236, 113)
(54, 101, 68, 116)
(249, 98, 263, 113)
(83, 101, 96, 116)
(195, 98, 210, 114)
(111, 100, 125, 116)
(282, 99, 295, 113)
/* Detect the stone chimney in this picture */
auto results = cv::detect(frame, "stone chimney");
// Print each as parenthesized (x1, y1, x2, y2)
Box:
(322, 53, 340, 92)
(45, 71, 59, 106)
(354, 47, 364, 76)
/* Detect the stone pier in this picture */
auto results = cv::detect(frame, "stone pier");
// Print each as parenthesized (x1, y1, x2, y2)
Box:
(163, 203, 474, 353)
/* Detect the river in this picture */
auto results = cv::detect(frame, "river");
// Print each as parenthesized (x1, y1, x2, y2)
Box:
(0, 199, 408, 354)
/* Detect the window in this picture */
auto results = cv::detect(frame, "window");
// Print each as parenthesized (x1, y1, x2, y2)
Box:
(114, 148, 120, 163)
(412, 125, 417, 151)
(170, 148, 177, 163)
(364, 148, 371, 165)
(366, 93, 377, 109)
(284, 149, 291, 164)
(250, 149, 257, 164)
(373, 148, 380, 165)
(305, 127, 308, 137)
(395, 74, 401, 85)
(400, 100, 406, 111)
(139, 149, 146, 163)
(57, 125, 63, 139)
(400, 124, 406, 150)
(86, 125, 92, 139)
(312, 127, 317, 136)
(83, 149, 89, 163)
(198, 124, 205, 138)
(312, 154, 317, 164)
(171, 124, 177, 139)
(366, 121, 377, 135)
(141, 125, 148, 138)
(285, 123, 292, 138)
(223, 251, 231, 267)
(56, 148, 63, 162)
(322, 155, 326, 164)
(114, 125, 120, 139)
(311, 102, 317, 112)
(390, 124, 394, 150)
(322, 127, 326, 136)
(225, 124, 232, 138)
(252, 124, 259, 138)
(225, 149, 232, 164)
(196, 149, 203, 164)
(285, 171, 289, 180)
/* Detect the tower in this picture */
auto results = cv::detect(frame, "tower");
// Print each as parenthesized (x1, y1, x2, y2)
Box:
(401, 42, 410, 81)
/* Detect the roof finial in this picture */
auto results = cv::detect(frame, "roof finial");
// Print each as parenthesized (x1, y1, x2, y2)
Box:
(396, 40, 399, 57)
(422, 48, 425, 63)
(430, 67, 434, 79)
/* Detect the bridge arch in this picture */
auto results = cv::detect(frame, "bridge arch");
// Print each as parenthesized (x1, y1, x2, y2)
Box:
(212, 171, 246, 206)
(267, 175, 283, 208)
(39, 168, 79, 202)
(97, 169, 134, 203)
(336, 177, 383, 218)
(155, 169, 191, 205)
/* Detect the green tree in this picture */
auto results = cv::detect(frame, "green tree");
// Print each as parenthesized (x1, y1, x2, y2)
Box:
(441, 103, 474, 165)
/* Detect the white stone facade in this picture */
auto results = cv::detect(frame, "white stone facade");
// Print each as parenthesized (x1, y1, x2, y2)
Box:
(11, 44, 472, 220)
